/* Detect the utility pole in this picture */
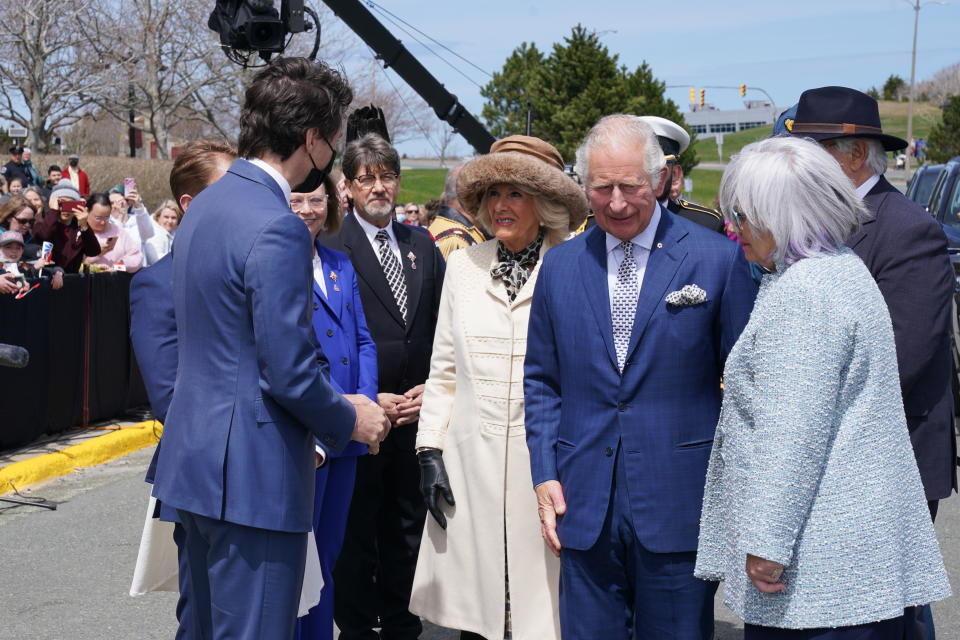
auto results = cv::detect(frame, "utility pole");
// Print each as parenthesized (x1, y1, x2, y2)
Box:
(904, 0, 947, 172)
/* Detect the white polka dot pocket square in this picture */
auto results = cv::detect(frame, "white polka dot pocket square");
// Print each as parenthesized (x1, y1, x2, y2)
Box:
(665, 284, 708, 308)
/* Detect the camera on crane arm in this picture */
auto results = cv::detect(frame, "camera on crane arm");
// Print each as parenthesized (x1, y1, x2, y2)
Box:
(208, 0, 322, 67)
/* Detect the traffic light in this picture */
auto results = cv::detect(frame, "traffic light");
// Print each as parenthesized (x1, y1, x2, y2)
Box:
(699, 89, 705, 107)
(689, 87, 695, 103)
(739, 83, 746, 97)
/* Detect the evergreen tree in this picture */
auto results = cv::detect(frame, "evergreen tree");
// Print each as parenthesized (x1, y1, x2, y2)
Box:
(479, 43, 544, 140)
(480, 25, 697, 172)
(883, 74, 906, 101)
(925, 95, 960, 163)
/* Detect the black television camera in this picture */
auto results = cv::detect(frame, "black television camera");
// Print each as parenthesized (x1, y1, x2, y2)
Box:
(208, 0, 320, 66)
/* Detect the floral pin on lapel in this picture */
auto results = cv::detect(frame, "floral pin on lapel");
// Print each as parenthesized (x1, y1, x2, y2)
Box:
(329, 270, 340, 292)
(665, 284, 708, 308)
(407, 251, 417, 270)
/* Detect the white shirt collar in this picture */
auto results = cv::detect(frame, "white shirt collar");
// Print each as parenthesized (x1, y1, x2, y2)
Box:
(604, 203, 662, 254)
(248, 158, 291, 203)
(353, 210, 397, 246)
(855, 173, 880, 199)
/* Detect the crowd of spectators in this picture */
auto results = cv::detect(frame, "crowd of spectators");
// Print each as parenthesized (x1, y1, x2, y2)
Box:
(0, 146, 183, 294)
(0, 143, 471, 299)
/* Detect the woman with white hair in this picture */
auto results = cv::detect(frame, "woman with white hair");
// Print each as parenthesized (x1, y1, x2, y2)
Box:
(694, 135, 950, 638)
(409, 135, 588, 640)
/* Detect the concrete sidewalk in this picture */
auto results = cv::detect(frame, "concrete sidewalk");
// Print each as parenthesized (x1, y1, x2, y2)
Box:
(0, 419, 162, 496)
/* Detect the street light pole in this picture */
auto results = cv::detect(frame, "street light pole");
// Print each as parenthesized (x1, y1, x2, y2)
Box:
(904, 0, 947, 173)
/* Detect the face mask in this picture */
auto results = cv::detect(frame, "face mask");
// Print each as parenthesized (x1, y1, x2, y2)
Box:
(69, 158, 79, 167)
(291, 140, 336, 194)
(396, 213, 407, 223)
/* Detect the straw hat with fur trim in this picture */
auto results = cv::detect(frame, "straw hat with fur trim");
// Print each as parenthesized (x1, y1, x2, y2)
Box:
(457, 135, 588, 232)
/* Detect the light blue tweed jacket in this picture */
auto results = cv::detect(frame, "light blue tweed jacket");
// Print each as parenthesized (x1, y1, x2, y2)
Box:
(694, 248, 950, 629)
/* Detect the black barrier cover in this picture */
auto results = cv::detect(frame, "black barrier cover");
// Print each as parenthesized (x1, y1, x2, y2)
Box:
(0, 273, 149, 451)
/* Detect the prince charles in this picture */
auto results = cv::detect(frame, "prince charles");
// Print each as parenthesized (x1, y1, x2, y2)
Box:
(524, 114, 757, 638)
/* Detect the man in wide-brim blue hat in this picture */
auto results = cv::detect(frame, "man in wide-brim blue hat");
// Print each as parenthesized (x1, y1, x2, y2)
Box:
(791, 84, 954, 640)
(786, 85, 908, 150)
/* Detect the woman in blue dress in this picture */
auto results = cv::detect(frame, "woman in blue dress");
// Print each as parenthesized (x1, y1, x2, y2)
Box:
(294, 175, 378, 640)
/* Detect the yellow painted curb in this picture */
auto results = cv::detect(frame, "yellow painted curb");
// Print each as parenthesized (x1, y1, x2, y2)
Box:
(0, 421, 163, 495)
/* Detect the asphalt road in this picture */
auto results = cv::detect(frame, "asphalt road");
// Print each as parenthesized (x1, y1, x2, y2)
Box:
(0, 445, 957, 639)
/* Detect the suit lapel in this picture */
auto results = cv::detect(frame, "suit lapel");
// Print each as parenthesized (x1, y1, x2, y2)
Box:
(578, 227, 618, 370)
(341, 214, 405, 328)
(394, 222, 421, 333)
(625, 212, 687, 362)
(313, 244, 343, 320)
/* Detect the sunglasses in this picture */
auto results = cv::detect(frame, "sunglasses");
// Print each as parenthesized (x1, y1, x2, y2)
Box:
(13, 217, 35, 226)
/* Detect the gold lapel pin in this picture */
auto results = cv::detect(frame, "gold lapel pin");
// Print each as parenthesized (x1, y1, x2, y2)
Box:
(329, 270, 340, 291)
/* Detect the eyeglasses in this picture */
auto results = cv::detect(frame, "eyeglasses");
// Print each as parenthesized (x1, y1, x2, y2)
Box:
(13, 217, 35, 226)
(729, 209, 745, 233)
(290, 197, 328, 213)
(353, 172, 399, 189)
(90, 215, 111, 222)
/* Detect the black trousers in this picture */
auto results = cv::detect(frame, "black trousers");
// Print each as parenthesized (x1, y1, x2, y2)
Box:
(333, 441, 426, 640)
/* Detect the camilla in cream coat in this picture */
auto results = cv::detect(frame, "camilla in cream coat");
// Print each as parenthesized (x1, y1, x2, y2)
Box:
(409, 136, 587, 640)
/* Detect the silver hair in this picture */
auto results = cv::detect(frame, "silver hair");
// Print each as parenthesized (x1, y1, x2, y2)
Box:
(828, 137, 889, 176)
(574, 114, 666, 191)
(719, 136, 871, 265)
(476, 184, 570, 247)
(442, 160, 468, 204)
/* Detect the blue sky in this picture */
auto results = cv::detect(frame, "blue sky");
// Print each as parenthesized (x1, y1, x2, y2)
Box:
(336, 0, 960, 157)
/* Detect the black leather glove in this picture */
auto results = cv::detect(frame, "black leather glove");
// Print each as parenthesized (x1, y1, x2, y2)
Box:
(418, 448, 455, 529)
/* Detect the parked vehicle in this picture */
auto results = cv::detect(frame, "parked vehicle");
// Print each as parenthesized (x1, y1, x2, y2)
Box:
(905, 163, 946, 211)
(913, 158, 960, 413)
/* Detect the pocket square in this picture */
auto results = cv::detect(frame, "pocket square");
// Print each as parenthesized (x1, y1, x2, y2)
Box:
(665, 284, 708, 307)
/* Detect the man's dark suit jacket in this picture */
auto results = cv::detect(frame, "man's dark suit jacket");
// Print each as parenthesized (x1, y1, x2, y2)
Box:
(852, 175, 956, 500)
(129, 254, 176, 491)
(318, 213, 445, 450)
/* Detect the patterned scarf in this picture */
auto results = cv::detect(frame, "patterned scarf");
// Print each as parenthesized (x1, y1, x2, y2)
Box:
(490, 230, 544, 303)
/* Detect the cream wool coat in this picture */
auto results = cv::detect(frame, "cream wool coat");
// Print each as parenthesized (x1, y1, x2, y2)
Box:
(409, 239, 560, 640)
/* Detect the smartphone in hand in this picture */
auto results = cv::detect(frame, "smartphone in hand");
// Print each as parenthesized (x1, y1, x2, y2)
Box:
(123, 177, 137, 196)
(60, 200, 85, 213)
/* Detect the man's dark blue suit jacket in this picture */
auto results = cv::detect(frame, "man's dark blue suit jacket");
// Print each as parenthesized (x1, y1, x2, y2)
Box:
(854, 176, 956, 500)
(150, 159, 356, 533)
(525, 210, 757, 553)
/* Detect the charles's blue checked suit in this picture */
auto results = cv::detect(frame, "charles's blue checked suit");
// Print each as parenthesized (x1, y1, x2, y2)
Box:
(525, 209, 757, 638)
(152, 159, 357, 640)
(296, 244, 378, 640)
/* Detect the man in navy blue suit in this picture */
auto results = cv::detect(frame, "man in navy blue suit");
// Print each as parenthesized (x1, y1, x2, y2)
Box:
(130, 140, 237, 639)
(525, 114, 757, 639)
(150, 58, 389, 640)
(789, 86, 956, 640)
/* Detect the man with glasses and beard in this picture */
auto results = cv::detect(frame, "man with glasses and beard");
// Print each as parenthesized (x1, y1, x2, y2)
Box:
(319, 133, 445, 640)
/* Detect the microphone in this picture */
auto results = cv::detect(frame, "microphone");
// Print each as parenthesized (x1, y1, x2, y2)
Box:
(0, 344, 29, 368)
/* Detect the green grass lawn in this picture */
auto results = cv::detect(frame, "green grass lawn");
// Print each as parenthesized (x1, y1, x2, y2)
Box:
(686, 169, 723, 210)
(399, 166, 725, 217)
(692, 100, 942, 164)
(398, 168, 447, 204)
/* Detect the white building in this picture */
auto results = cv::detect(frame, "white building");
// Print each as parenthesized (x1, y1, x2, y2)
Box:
(683, 100, 782, 139)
